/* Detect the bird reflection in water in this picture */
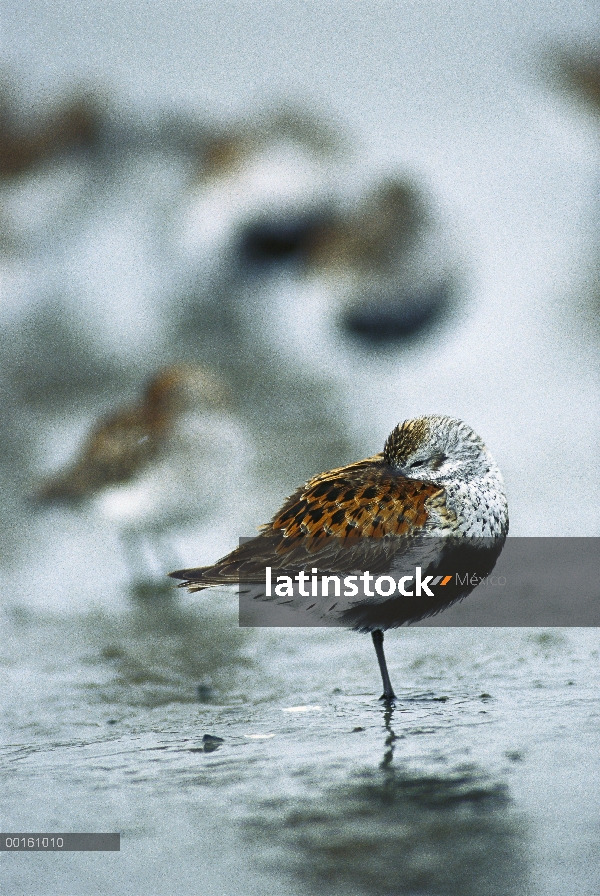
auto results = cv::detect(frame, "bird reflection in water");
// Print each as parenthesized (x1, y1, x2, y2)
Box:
(379, 704, 397, 773)
(247, 704, 528, 896)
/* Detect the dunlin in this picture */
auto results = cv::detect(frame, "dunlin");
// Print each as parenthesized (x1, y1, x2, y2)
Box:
(0, 90, 100, 177)
(171, 415, 508, 701)
(179, 105, 345, 284)
(37, 364, 244, 583)
(197, 104, 344, 181)
(37, 365, 227, 501)
(310, 178, 457, 342)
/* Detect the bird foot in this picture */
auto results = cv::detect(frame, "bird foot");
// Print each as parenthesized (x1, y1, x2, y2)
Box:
(379, 692, 397, 705)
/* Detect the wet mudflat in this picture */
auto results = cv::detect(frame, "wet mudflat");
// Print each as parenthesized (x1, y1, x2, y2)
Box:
(3, 597, 599, 895)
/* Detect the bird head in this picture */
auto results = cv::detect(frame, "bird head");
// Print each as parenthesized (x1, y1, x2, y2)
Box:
(143, 364, 229, 426)
(383, 415, 498, 486)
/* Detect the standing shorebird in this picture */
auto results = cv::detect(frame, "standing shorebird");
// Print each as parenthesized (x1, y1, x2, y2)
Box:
(308, 177, 457, 342)
(171, 415, 509, 701)
(36, 364, 244, 585)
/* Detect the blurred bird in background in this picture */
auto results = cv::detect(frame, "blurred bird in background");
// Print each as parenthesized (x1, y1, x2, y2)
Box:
(309, 177, 458, 342)
(178, 103, 345, 290)
(179, 107, 459, 349)
(0, 86, 101, 178)
(178, 173, 460, 454)
(36, 364, 251, 591)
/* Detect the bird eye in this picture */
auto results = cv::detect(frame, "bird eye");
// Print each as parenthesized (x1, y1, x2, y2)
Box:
(410, 453, 447, 471)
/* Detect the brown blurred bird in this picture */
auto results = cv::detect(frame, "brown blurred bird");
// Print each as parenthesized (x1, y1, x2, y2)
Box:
(0, 90, 101, 178)
(308, 178, 456, 341)
(311, 179, 426, 268)
(171, 415, 509, 701)
(37, 364, 238, 586)
(37, 365, 227, 502)
(198, 104, 345, 181)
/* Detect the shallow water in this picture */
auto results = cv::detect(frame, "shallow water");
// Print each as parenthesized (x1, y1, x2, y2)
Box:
(3, 597, 600, 895)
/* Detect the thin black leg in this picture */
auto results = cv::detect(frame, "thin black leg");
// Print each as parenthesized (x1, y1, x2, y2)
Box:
(371, 629, 396, 703)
